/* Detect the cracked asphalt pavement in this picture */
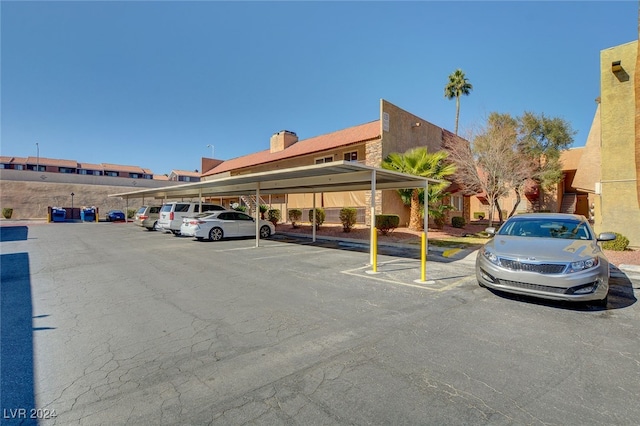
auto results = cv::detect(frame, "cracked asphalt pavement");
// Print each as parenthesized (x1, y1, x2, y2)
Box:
(1, 221, 639, 425)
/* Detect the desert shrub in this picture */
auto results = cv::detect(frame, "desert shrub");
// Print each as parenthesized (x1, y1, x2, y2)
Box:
(2, 208, 13, 219)
(602, 232, 630, 251)
(288, 209, 302, 228)
(375, 214, 400, 235)
(127, 208, 137, 219)
(234, 205, 247, 212)
(259, 204, 269, 219)
(308, 208, 325, 229)
(267, 209, 281, 226)
(451, 216, 466, 228)
(339, 207, 357, 232)
(473, 212, 485, 220)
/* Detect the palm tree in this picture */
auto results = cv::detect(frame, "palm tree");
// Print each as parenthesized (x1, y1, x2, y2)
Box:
(382, 147, 456, 231)
(444, 69, 473, 135)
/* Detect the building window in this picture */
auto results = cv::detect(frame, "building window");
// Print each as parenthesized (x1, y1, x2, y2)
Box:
(105, 171, 118, 177)
(130, 173, 140, 179)
(450, 195, 463, 211)
(315, 156, 334, 164)
(344, 151, 358, 161)
(59, 167, 75, 174)
(14, 165, 24, 170)
(144, 174, 152, 179)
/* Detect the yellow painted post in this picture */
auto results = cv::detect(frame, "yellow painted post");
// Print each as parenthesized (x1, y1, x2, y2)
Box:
(372, 227, 378, 272)
(421, 232, 426, 282)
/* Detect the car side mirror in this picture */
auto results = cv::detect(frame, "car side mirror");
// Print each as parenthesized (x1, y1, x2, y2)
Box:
(597, 232, 616, 242)
(485, 227, 496, 236)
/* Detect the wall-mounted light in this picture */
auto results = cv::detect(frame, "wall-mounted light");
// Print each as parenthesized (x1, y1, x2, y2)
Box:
(611, 60, 629, 82)
(611, 61, 622, 73)
(411, 122, 421, 128)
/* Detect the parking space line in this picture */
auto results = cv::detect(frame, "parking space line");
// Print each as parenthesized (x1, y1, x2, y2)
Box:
(341, 260, 475, 292)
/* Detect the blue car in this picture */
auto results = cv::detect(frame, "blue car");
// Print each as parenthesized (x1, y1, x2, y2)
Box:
(106, 210, 126, 222)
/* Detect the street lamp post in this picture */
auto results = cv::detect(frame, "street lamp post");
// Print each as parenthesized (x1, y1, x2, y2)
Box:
(71, 192, 75, 209)
(36, 142, 40, 172)
(207, 144, 215, 158)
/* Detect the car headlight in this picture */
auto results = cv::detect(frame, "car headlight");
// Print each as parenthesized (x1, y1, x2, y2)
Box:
(567, 257, 599, 273)
(481, 247, 500, 266)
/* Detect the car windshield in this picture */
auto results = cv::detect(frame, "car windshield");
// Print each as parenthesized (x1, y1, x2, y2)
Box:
(497, 218, 592, 240)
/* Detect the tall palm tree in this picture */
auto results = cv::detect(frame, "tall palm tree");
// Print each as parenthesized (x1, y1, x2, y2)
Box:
(382, 147, 456, 230)
(444, 69, 473, 135)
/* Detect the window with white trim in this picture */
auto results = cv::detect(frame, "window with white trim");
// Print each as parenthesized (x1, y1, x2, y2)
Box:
(450, 195, 463, 211)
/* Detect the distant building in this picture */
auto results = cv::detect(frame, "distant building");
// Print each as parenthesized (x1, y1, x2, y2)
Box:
(0, 156, 156, 179)
(168, 170, 201, 183)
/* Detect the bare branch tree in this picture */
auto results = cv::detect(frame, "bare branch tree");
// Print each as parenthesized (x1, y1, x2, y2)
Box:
(445, 113, 531, 226)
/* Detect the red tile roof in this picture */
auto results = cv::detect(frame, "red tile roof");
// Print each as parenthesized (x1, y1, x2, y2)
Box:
(78, 162, 103, 170)
(203, 120, 381, 177)
(26, 156, 77, 168)
(101, 163, 149, 174)
(171, 170, 201, 177)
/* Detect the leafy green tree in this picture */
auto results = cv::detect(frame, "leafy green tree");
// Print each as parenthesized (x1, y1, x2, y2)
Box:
(445, 111, 575, 225)
(444, 69, 473, 135)
(517, 112, 575, 211)
(382, 147, 456, 231)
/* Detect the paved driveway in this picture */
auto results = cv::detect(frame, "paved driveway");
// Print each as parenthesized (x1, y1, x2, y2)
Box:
(1, 222, 639, 425)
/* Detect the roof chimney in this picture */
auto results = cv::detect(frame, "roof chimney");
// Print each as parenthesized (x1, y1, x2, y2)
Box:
(270, 130, 298, 153)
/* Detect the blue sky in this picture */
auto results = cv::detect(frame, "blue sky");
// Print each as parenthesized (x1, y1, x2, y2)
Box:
(2, 1, 637, 175)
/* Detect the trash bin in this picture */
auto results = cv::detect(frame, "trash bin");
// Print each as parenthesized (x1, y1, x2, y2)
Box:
(52, 208, 66, 222)
(81, 208, 95, 222)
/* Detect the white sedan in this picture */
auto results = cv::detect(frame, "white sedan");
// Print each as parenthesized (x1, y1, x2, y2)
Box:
(180, 210, 276, 241)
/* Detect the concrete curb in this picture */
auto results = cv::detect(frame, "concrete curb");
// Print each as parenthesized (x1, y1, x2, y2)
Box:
(618, 264, 640, 282)
(277, 232, 477, 260)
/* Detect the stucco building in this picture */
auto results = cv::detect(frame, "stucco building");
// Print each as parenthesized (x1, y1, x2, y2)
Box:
(570, 40, 639, 247)
(200, 99, 464, 226)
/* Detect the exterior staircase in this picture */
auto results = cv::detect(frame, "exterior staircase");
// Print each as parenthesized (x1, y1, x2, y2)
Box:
(560, 193, 577, 214)
(239, 195, 268, 215)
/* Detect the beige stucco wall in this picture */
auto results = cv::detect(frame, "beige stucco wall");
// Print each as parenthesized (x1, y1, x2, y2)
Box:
(379, 99, 444, 158)
(597, 41, 640, 246)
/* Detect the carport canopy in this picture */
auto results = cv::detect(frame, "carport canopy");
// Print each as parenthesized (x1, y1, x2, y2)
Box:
(109, 161, 441, 265)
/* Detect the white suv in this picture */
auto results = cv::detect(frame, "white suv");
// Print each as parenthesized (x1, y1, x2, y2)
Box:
(158, 202, 226, 235)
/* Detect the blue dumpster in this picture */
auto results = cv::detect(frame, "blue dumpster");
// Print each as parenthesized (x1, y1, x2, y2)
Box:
(52, 208, 66, 222)
(81, 208, 95, 222)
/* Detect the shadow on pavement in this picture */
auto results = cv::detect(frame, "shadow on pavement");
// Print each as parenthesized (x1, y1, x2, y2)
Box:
(1, 252, 36, 423)
(0, 226, 29, 242)
(271, 234, 464, 263)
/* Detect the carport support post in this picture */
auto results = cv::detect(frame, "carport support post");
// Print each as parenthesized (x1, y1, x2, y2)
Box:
(198, 190, 202, 213)
(255, 184, 260, 247)
(370, 170, 376, 266)
(312, 192, 316, 243)
(422, 180, 429, 281)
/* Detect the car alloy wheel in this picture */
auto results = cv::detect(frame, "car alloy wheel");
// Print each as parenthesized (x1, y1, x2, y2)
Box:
(260, 225, 271, 239)
(209, 227, 223, 241)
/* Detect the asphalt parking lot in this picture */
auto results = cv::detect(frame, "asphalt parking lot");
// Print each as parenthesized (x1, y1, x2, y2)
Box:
(2, 221, 639, 425)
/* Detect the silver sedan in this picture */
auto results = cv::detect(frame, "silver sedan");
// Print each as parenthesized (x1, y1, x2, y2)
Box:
(180, 210, 275, 241)
(476, 213, 616, 306)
